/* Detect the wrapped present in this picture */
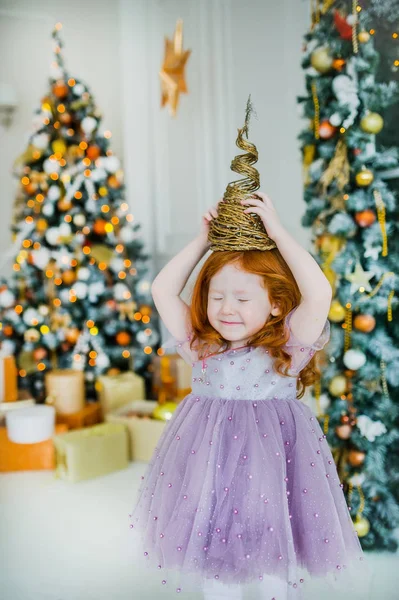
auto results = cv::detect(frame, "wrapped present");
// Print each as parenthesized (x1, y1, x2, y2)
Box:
(6, 404, 56, 443)
(45, 369, 85, 415)
(105, 400, 166, 462)
(0, 399, 35, 427)
(0, 352, 18, 403)
(53, 422, 129, 483)
(152, 354, 192, 402)
(0, 424, 68, 472)
(55, 402, 102, 430)
(96, 371, 145, 416)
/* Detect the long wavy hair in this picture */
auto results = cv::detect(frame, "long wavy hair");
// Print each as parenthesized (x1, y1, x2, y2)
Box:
(187, 249, 320, 399)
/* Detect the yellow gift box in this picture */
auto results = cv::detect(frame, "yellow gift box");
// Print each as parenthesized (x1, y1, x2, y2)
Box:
(0, 355, 18, 403)
(96, 371, 145, 416)
(152, 354, 192, 401)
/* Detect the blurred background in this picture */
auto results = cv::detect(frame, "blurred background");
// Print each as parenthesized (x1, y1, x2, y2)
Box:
(0, 1, 398, 599)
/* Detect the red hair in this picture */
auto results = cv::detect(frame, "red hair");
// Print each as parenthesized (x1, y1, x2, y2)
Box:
(188, 249, 320, 399)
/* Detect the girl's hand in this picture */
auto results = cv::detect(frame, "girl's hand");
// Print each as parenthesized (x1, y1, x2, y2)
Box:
(199, 198, 223, 240)
(240, 191, 284, 240)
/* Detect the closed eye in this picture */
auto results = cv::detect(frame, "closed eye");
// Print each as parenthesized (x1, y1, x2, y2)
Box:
(238, 299, 249, 302)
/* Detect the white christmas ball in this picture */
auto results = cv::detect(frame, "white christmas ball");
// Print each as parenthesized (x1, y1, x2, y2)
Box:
(96, 353, 111, 369)
(73, 83, 85, 96)
(97, 156, 120, 173)
(42, 203, 55, 218)
(346, 14, 357, 26)
(32, 247, 51, 269)
(23, 308, 43, 326)
(119, 226, 135, 244)
(45, 227, 60, 246)
(90, 168, 107, 182)
(58, 223, 72, 238)
(81, 116, 97, 134)
(114, 283, 130, 301)
(319, 393, 331, 412)
(38, 304, 50, 317)
(0, 289, 15, 308)
(59, 289, 71, 303)
(137, 330, 149, 345)
(73, 282, 88, 299)
(85, 371, 95, 381)
(4, 309, 19, 323)
(43, 158, 60, 174)
(343, 349, 366, 370)
(137, 280, 151, 294)
(109, 257, 125, 273)
(0, 340, 16, 355)
(32, 133, 50, 150)
(48, 185, 61, 201)
(77, 267, 90, 281)
(73, 213, 86, 227)
(329, 113, 343, 127)
(88, 281, 105, 301)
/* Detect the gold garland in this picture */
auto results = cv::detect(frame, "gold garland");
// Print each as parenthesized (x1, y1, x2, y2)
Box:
(380, 359, 390, 398)
(321, 0, 336, 13)
(348, 481, 365, 519)
(387, 290, 394, 321)
(365, 272, 394, 298)
(207, 96, 277, 252)
(344, 302, 352, 351)
(352, 0, 359, 54)
(319, 138, 350, 193)
(311, 81, 320, 140)
(311, 0, 321, 28)
(373, 189, 388, 257)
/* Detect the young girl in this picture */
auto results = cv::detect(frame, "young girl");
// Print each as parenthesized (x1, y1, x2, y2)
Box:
(128, 192, 370, 600)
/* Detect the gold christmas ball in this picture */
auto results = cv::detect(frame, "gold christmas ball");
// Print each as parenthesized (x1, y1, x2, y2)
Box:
(311, 47, 333, 73)
(329, 375, 347, 396)
(52, 139, 67, 155)
(355, 168, 374, 187)
(328, 300, 346, 322)
(62, 270, 76, 286)
(108, 174, 121, 189)
(140, 305, 152, 317)
(358, 31, 370, 44)
(93, 219, 108, 235)
(335, 423, 352, 440)
(52, 81, 69, 99)
(33, 347, 48, 361)
(348, 449, 366, 467)
(107, 367, 121, 376)
(24, 328, 41, 343)
(354, 314, 376, 333)
(116, 331, 131, 346)
(152, 401, 178, 422)
(58, 198, 73, 212)
(360, 112, 384, 134)
(319, 120, 337, 140)
(353, 515, 370, 537)
(65, 327, 80, 344)
(355, 209, 376, 227)
(36, 218, 48, 233)
(86, 145, 101, 160)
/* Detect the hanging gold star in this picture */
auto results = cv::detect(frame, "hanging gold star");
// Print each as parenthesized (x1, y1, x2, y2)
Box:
(345, 261, 374, 295)
(159, 19, 191, 117)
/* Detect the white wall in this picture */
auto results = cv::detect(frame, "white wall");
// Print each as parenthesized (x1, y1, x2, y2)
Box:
(0, 0, 310, 284)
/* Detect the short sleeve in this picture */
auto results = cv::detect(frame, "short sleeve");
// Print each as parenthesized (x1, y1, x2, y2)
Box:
(161, 331, 198, 366)
(283, 308, 330, 375)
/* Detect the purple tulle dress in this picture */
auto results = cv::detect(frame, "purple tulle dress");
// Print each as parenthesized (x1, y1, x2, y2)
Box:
(128, 310, 371, 599)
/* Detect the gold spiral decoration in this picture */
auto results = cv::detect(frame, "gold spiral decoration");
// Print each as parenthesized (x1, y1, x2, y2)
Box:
(352, 0, 359, 54)
(311, 0, 321, 27)
(387, 290, 394, 321)
(344, 302, 352, 351)
(348, 481, 365, 518)
(311, 81, 320, 140)
(373, 189, 388, 256)
(208, 96, 277, 252)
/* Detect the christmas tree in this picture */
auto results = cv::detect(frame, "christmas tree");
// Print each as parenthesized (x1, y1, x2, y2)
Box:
(298, 0, 399, 551)
(0, 24, 160, 402)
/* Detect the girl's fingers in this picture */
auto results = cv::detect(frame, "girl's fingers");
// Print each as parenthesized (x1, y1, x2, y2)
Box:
(241, 197, 264, 208)
(253, 191, 272, 207)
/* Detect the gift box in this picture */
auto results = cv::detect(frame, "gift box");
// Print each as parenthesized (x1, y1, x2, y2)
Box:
(152, 353, 192, 402)
(0, 399, 35, 427)
(0, 353, 18, 403)
(55, 402, 102, 430)
(45, 369, 85, 415)
(53, 422, 129, 483)
(6, 404, 56, 444)
(95, 371, 145, 416)
(105, 400, 167, 462)
(0, 424, 68, 472)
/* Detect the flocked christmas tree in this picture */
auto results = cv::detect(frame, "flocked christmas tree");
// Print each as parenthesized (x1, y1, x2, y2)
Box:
(0, 24, 160, 402)
(298, 0, 399, 551)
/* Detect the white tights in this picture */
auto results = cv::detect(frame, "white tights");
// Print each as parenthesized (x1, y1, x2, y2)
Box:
(202, 578, 243, 599)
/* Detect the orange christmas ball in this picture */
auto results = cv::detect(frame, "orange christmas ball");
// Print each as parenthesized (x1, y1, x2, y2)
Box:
(335, 424, 352, 440)
(108, 174, 121, 189)
(86, 145, 101, 160)
(319, 120, 337, 140)
(36, 219, 48, 233)
(65, 327, 80, 344)
(59, 112, 72, 125)
(355, 210, 376, 227)
(58, 199, 73, 212)
(107, 367, 121, 376)
(33, 347, 48, 361)
(348, 449, 366, 467)
(116, 331, 131, 346)
(353, 314, 376, 332)
(62, 270, 76, 286)
(52, 82, 69, 98)
(332, 58, 346, 71)
(93, 219, 107, 235)
(24, 182, 38, 196)
(3, 325, 14, 337)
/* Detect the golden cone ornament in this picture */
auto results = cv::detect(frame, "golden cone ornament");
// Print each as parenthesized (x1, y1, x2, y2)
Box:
(208, 96, 277, 252)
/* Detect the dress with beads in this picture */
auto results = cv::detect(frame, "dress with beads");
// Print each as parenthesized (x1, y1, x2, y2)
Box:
(128, 309, 371, 599)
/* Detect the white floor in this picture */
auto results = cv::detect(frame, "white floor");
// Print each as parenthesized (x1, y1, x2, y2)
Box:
(1, 462, 399, 600)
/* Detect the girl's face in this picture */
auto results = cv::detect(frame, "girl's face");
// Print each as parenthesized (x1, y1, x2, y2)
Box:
(207, 262, 280, 348)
